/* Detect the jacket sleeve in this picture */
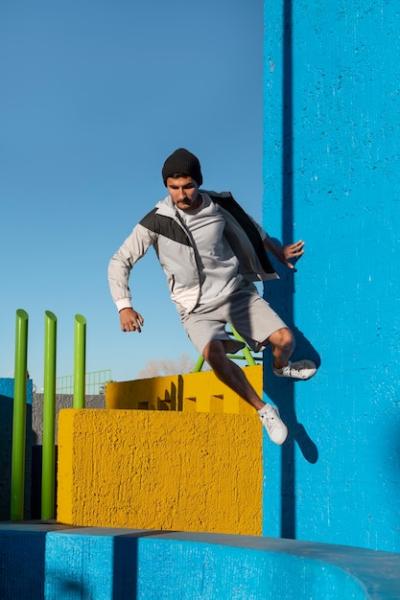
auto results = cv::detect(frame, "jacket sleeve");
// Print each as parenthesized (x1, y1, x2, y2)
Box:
(248, 215, 268, 241)
(108, 223, 157, 312)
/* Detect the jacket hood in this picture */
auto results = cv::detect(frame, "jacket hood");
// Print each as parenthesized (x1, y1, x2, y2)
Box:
(155, 195, 176, 217)
(155, 193, 211, 218)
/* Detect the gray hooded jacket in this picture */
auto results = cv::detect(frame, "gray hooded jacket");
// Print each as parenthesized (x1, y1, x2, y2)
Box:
(108, 191, 278, 314)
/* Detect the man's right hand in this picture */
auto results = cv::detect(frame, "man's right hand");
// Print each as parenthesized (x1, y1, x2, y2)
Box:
(119, 308, 144, 333)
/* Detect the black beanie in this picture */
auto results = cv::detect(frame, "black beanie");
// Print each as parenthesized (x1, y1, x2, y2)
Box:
(162, 148, 203, 186)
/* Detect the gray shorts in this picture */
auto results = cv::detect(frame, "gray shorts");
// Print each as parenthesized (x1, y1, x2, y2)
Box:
(181, 284, 287, 355)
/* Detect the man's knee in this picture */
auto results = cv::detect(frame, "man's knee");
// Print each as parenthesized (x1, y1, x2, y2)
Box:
(267, 327, 294, 351)
(202, 340, 226, 366)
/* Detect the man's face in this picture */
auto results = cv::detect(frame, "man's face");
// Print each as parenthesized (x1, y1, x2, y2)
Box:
(166, 176, 200, 211)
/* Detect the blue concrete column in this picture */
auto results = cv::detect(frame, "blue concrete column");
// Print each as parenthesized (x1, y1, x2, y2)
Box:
(262, 1, 400, 552)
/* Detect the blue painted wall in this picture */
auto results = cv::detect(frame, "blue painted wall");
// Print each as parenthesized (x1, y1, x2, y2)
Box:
(45, 530, 137, 599)
(262, 1, 400, 552)
(136, 538, 365, 600)
(5, 525, 398, 599)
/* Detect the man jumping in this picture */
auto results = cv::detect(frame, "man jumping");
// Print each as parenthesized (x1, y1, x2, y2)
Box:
(108, 148, 316, 445)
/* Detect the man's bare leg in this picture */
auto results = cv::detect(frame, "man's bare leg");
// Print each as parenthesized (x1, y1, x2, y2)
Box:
(202, 339, 289, 444)
(202, 328, 295, 407)
(203, 340, 264, 409)
(264, 327, 294, 369)
(265, 326, 317, 380)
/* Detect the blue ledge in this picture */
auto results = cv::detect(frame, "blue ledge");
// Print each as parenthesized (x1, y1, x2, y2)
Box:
(0, 523, 399, 599)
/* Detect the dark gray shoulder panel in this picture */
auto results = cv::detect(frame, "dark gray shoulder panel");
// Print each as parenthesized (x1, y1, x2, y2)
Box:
(201, 190, 232, 200)
(140, 209, 191, 246)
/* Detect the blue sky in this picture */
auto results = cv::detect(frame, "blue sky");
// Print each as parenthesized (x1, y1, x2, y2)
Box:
(0, 1, 263, 387)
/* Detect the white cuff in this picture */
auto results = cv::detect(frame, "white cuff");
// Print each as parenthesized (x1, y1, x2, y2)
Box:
(116, 298, 133, 312)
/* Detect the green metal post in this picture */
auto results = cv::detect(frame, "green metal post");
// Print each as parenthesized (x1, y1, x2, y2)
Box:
(231, 326, 256, 366)
(41, 311, 57, 519)
(192, 324, 260, 372)
(10, 309, 28, 520)
(193, 355, 205, 372)
(73, 314, 86, 409)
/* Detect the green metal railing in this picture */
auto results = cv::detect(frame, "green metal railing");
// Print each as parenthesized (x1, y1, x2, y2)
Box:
(193, 325, 262, 372)
(56, 370, 111, 395)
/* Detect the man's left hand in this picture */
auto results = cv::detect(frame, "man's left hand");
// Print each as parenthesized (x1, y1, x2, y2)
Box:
(283, 240, 304, 269)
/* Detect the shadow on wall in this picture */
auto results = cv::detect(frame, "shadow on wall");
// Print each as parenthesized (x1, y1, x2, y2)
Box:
(261, 0, 321, 539)
(46, 578, 89, 599)
(106, 377, 185, 411)
(158, 376, 184, 411)
(112, 536, 139, 600)
(0, 529, 46, 600)
(44, 537, 139, 599)
(44, 531, 172, 599)
(263, 268, 320, 539)
(31, 444, 58, 519)
(0, 396, 33, 520)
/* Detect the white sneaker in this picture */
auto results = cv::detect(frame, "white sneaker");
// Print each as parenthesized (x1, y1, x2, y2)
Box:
(273, 359, 317, 380)
(258, 404, 288, 445)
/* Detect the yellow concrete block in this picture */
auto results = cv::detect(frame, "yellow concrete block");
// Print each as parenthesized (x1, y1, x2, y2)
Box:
(57, 408, 262, 535)
(105, 365, 262, 416)
(106, 375, 181, 411)
(57, 408, 75, 524)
